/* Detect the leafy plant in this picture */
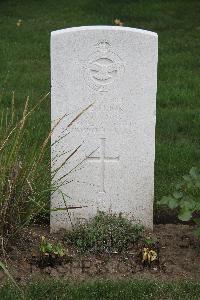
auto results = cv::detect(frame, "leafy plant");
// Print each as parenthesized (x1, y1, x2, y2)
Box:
(158, 167, 200, 236)
(38, 236, 66, 268)
(141, 236, 159, 267)
(144, 237, 155, 247)
(39, 236, 65, 257)
(141, 247, 158, 266)
(65, 211, 143, 253)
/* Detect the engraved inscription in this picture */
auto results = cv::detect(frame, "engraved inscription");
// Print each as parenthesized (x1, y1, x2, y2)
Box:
(84, 41, 124, 92)
(86, 138, 119, 193)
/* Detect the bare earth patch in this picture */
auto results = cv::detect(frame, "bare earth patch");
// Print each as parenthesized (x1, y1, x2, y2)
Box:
(0, 224, 200, 284)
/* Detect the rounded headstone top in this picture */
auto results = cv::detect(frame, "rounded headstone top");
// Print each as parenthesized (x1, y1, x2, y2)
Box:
(51, 26, 158, 38)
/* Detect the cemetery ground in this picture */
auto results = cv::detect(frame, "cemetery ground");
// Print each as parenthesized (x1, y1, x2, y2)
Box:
(0, 0, 200, 298)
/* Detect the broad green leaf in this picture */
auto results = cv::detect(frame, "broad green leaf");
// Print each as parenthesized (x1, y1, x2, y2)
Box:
(46, 243, 53, 253)
(179, 197, 196, 210)
(158, 196, 178, 209)
(157, 196, 169, 205)
(168, 197, 178, 209)
(173, 191, 183, 199)
(178, 208, 192, 222)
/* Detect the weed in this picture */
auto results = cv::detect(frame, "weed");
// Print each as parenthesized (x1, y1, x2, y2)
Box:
(140, 237, 159, 268)
(141, 247, 158, 266)
(158, 167, 200, 236)
(65, 211, 143, 253)
(40, 236, 65, 257)
(38, 236, 66, 268)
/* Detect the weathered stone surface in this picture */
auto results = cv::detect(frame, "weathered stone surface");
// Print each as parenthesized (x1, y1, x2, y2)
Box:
(51, 26, 158, 231)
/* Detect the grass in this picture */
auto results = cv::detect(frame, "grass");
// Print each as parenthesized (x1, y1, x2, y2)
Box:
(0, 0, 199, 213)
(0, 93, 91, 239)
(0, 94, 51, 238)
(1, 279, 200, 300)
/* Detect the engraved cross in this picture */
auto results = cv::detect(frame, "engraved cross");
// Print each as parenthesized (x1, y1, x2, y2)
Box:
(86, 138, 119, 193)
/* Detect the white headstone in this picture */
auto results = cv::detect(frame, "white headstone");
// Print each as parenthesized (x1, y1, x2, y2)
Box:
(51, 26, 158, 231)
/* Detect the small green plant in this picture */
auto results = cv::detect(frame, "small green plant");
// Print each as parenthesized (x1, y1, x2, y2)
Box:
(144, 237, 155, 247)
(141, 247, 158, 266)
(65, 211, 143, 253)
(158, 167, 200, 236)
(39, 236, 65, 257)
(141, 236, 159, 267)
(39, 236, 66, 268)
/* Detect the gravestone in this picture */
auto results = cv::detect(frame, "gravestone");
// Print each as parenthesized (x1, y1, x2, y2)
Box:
(51, 26, 158, 231)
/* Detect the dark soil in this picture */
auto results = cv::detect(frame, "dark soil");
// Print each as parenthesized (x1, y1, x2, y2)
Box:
(0, 224, 200, 284)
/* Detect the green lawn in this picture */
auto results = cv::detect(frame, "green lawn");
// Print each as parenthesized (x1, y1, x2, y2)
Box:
(0, 0, 200, 207)
(1, 279, 200, 300)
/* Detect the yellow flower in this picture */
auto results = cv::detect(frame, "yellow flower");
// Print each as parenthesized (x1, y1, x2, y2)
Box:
(114, 19, 124, 26)
(16, 19, 22, 27)
(142, 247, 158, 264)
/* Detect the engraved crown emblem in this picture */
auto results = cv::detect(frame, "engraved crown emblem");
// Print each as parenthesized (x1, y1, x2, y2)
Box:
(96, 41, 110, 52)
